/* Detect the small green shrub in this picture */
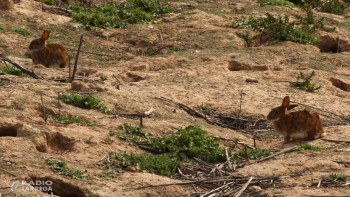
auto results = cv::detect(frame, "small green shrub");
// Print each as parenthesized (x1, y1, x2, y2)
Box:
(168, 45, 186, 51)
(68, 0, 172, 29)
(46, 159, 85, 180)
(109, 152, 180, 176)
(298, 143, 325, 151)
(290, 71, 321, 92)
(233, 147, 272, 160)
(289, 0, 348, 15)
(47, 115, 97, 126)
(1, 66, 31, 78)
(121, 123, 147, 137)
(13, 28, 33, 36)
(0, 25, 4, 31)
(99, 76, 107, 81)
(328, 173, 348, 182)
(258, 0, 295, 7)
(181, 11, 198, 15)
(60, 93, 110, 113)
(42, 0, 56, 5)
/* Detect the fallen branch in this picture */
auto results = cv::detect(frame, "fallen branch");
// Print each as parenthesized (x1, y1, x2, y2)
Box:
(0, 54, 44, 79)
(42, 4, 72, 15)
(259, 146, 298, 162)
(234, 176, 254, 197)
(200, 181, 236, 197)
(88, 153, 107, 167)
(321, 139, 350, 143)
(332, 160, 350, 165)
(0, 166, 17, 177)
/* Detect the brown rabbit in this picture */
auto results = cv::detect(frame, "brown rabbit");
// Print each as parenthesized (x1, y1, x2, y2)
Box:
(267, 96, 324, 143)
(29, 30, 69, 68)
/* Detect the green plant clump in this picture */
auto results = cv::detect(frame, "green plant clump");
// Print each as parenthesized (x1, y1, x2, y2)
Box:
(290, 71, 321, 92)
(121, 123, 148, 137)
(109, 152, 180, 176)
(0, 25, 4, 31)
(13, 28, 33, 36)
(234, 148, 272, 160)
(99, 76, 108, 81)
(150, 125, 228, 163)
(258, 0, 295, 7)
(288, 0, 348, 15)
(168, 45, 186, 51)
(47, 115, 97, 126)
(46, 159, 85, 180)
(60, 93, 110, 113)
(68, 0, 172, 29)
(42, 0, 57, 5)
(328, 173, 348, 182)
(234, 13, 317, 45)
(1, 66, 31, 78)
(298, 143, 325, 151)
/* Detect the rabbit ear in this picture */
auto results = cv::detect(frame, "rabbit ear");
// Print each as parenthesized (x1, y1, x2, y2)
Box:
(282, 96, 290, 109)
(287, 104, 298, 110)
(42, 30, 51, 40)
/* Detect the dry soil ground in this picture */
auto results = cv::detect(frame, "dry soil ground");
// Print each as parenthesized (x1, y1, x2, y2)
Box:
(0, 0, 350, 196)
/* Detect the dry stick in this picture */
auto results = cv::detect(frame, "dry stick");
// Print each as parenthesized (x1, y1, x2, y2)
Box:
(321, 139, 350, 143)
(259, 146, 298, 162)
(200, 181, 236, 197)
(0, 186, 11, 189)
(42, 4, 72, 14)
(234, 176, 254, 197)
(123, 178, 247, 190)
(71, 34, 84, 82)
(337, 37, 340, 53)
(0, 167, 17, 177)
(212, 136, 255, 149)
(88, 153, 107, 167)
(0, 54, 44, 79)
(65, 46, 117, 57)
(271, 96, 349, 121)
(225, 148, 233, 171)
(68, 56, 71, 81)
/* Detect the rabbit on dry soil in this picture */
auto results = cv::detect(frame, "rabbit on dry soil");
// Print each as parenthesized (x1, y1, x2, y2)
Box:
(29, 30, 69, 68)
(267, 96, 325, 143)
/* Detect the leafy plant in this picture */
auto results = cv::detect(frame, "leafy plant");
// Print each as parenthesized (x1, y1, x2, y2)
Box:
(181, 11, 198, 15)
(233, 147, 272, 160)
(47, 115, 97, 126)
(168, 45, 186, 51)
(68, 0, 172, 29)
(13, 28, 33, 36)
(234, 13, 317, 45)
(60, 93, 110, 113)
(99, 76, 107, 81)
(42, 0, 56, 5)
(289, 0, 348, 15)
(109, 152, 180, 176)
(0, 25, 4, 31)
(290, 71, 321, 92)
(257, 0, 295, 7)
(328, 173, 348, 182)
(298, 143, 325, 151)
(46, 159, 85, 180)
(1, 66, 31, 78)
(121, 123, 148, 137)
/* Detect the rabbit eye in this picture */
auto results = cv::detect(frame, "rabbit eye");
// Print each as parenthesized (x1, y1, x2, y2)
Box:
(35, 42, 39, 45)
(274, 111, 279, 114)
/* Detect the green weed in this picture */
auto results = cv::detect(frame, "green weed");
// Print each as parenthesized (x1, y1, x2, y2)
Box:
(60, 93, 110, 113)
(99, 76, 107, 81)
(0, 25, 4, 31)
(257, 0, 295, 7)
(13, 28, 33, 36)
(1, 66, 31, 78)
(289, 0, 348, 15)
(42, 0, 56, 5)
(47, 115, 97, 126)
(290, 71, 321, 92)
(328, 173, 348, 182)
(168, 45, 186, 51)
(233, 147, 272, 160)
(298, 143, 325, 151)
(109, 152, 180, 177)
(46, 159, 85, 180)
(68, 0, 172, 29)
(121, 123, 148, 137)
(181, 11, 198, 15)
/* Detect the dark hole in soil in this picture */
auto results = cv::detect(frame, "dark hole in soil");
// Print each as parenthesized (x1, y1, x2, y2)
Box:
(28, 176, 90, 197)
(0, 126, 18, 137)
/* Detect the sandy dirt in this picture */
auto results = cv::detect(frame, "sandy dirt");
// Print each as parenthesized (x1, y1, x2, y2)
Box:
(0, 0, 350, 196)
